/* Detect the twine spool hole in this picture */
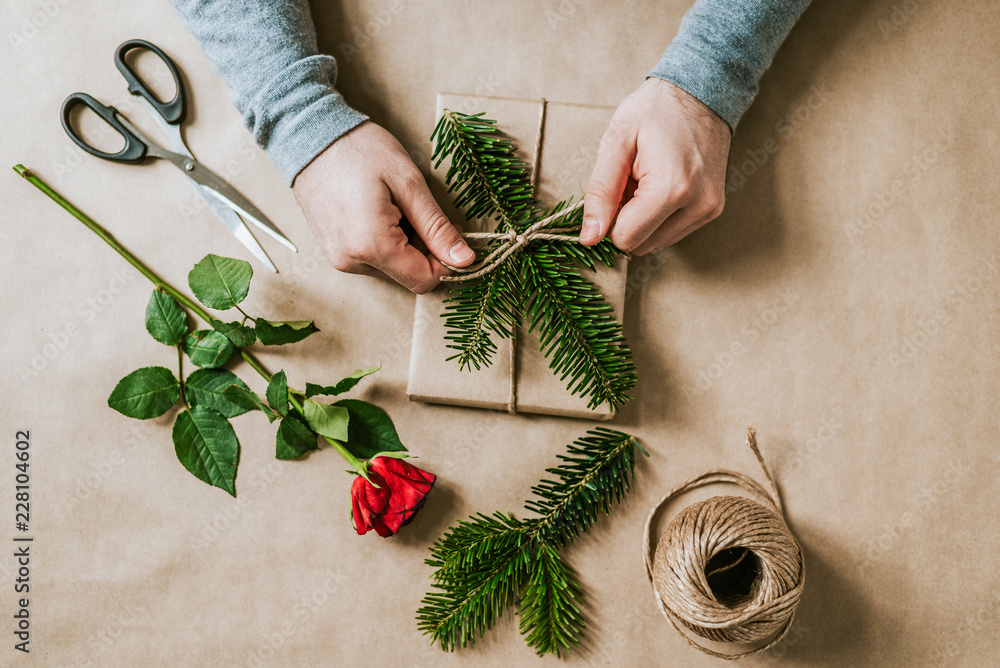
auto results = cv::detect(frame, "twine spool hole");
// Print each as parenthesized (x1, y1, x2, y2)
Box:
(705, 547, 760, 606)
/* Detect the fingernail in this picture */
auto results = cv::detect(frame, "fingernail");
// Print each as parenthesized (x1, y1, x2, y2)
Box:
(580, 217, 601, 244)
(449, 241, 475, 264)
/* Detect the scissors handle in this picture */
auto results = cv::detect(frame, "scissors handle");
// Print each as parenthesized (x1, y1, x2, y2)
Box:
(60, 93, 147, 163)
(114, 39, 186, 125)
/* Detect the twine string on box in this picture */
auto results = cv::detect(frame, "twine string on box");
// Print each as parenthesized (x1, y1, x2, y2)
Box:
(642, 428, 805, 660)
(440, 98, 555, 414)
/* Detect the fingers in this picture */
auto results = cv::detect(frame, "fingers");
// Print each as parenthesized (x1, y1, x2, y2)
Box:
(369, 229, 451, 294)
(582, 124, 635, 245)
(391, 170, 474, 268)
(606, 177, 687, 252)
(630, 194, 725, 256)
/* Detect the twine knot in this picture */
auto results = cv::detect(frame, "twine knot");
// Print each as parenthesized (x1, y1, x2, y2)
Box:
(439, 201, 585, 282)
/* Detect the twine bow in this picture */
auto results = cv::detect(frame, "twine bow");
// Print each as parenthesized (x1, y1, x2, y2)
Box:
(440, 201, 585, 282)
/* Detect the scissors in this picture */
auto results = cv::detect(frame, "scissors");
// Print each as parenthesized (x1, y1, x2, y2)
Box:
(60, 39, 296, 272)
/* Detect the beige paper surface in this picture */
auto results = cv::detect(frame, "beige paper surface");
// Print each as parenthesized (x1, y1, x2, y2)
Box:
(2, 1, 1000, 666)
(408, 94, 628, 419)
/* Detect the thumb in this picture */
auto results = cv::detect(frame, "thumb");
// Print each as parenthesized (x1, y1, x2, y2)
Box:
(582, 127, 634, 246)
(392, 172, 475, 267)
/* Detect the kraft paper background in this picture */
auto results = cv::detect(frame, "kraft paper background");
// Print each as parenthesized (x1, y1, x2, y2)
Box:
(2, 1, 999, 666)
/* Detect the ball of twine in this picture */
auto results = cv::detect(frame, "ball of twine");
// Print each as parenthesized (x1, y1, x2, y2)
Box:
(642, 428, 805, 659)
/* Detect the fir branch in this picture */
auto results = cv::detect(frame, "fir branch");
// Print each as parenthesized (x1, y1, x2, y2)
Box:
(431, 112, 637, 411)
(431, 110, 536, 231)
(417, 512, 533, 651)
(442, 253, 522, 370)
(535, 199, 621, 271)
(517, 542, 585, 658)
(526, 428, 647, 546)
(522, 251, 637, 411)
(417, 429, 646, 657)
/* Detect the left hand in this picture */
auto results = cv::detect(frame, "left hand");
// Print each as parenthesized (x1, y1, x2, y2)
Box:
(581, 78, 731, 254)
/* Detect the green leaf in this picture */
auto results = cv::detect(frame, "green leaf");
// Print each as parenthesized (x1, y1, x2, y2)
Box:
(275, 414, 319, 460)
(108, 366, 180, 419)
(188, 254, 253, 310)
(184, 330, 237, 369)
(266, 370, 288, 417)
(333, 399, 406, 460)
(144, 290, 188, 345)
(210, 318, 256, 347)
(221, 385, 278, 422)
(185, 368, 252, 418)
(255, 319, 319, 346)
(304, 365, 380, 398)
(301, 399, 349, 441)
(172, 406, 240, 496)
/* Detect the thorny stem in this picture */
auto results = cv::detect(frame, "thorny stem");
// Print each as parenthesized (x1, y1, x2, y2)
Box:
(15, 165, 369, 477)
(177, 345, 189, 408)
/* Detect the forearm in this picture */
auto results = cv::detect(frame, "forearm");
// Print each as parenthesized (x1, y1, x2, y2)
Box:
(649, 0, 813, 130)
(168, 0, 366, 183)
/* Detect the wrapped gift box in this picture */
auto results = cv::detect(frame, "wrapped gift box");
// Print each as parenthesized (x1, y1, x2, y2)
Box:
(407, 93, 630, 419)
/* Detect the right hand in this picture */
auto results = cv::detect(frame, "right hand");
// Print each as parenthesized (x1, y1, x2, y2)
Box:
(292, 121, 475, 294)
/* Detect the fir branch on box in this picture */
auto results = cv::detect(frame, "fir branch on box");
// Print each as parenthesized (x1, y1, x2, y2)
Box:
(431, 111, 638, 411)
(416, 428, 647, 657)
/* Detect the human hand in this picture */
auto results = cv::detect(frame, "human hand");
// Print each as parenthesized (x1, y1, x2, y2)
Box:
(293, 121, 474, 293)
(581, 78, 731, 254)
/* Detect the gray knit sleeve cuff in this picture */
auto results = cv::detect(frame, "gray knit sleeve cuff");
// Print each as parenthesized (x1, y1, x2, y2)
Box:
(647, 46, 748, 133)
(647, 0, 813, 132)
(242, 54, 368, 184)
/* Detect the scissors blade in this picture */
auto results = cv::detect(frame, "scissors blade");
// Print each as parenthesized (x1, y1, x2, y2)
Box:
(185, 162, 297, 253)
(189, 181, 277, 273)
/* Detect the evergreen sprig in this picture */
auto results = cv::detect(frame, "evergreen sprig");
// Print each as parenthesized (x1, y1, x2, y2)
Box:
(432, 110, 637, 411)
(416, 428, 646, 657)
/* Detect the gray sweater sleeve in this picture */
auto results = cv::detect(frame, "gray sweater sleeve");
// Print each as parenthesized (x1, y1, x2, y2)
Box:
(168, 0, 367, 184)
(649, 0, 813, 130)
(169, 0, 808, 184)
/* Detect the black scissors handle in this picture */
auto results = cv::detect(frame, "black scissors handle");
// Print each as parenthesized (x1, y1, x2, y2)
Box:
(60, 93, 147, 163)
(114, 39, 186, 125)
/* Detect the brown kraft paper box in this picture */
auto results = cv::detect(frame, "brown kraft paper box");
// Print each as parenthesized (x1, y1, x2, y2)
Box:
(407, 93, 629, 419)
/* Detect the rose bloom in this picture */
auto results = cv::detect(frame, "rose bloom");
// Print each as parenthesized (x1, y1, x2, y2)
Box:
(351, 456, 436, 537)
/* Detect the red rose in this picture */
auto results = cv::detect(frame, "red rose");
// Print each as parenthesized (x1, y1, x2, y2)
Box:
(351, 456, 436, 537)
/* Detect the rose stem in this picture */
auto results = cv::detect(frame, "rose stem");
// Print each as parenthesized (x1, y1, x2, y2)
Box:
(14, 164, 366, 474)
